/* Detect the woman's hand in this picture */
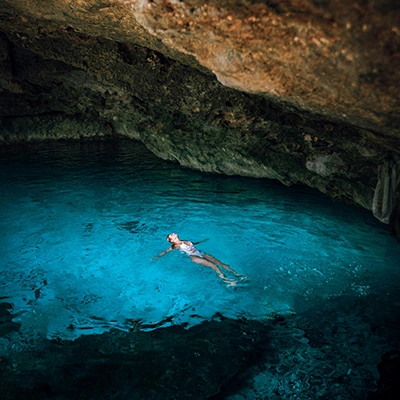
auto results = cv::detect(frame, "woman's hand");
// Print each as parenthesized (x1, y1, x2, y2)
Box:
(151, 246, 173, 260)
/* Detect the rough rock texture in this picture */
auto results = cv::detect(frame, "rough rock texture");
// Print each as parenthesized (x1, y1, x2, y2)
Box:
(0, 0, 399, 237)
(2, 299, 400, 399)
(0, 315, 271, 400)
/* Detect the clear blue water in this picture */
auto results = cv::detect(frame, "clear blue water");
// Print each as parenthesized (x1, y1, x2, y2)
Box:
(1, 139, 399, 350)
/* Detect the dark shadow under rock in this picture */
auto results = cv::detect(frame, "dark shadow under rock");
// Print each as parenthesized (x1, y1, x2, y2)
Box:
(0, 302, 21, 336)
(369, 350, 400, 400)
(0, 316, 271, 400)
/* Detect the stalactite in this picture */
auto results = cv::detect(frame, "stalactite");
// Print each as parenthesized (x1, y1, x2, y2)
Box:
(373, 155, 400, 224)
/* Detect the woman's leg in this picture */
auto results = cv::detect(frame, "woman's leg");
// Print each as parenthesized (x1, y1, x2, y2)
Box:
(190, 256, 234, 283)
(203, 253, 241, 276)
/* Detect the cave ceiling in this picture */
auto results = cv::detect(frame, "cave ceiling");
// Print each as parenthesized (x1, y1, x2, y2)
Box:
(0, 0, 399, 235)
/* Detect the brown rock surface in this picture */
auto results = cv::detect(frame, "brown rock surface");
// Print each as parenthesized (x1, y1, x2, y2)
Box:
(0, 0, 399, 236)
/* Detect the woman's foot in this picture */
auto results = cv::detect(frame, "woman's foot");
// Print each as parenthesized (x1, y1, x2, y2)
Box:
(220, 275, 235, 285)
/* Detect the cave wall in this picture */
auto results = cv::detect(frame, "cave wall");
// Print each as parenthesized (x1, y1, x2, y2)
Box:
(0, 0, 399, 237)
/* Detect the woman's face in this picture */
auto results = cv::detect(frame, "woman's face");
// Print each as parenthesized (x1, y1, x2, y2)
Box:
(167, 233, 179, 243)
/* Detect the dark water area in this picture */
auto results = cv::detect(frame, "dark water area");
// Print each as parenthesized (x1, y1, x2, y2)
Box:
(0, 139, 399, 399)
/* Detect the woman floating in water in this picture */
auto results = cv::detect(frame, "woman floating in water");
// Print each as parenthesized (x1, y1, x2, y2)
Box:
(153, 233, 245, 286)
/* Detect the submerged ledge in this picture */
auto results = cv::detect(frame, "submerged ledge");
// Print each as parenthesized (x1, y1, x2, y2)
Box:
(1, 314, 271, 399)
(1, 303, 399, 399)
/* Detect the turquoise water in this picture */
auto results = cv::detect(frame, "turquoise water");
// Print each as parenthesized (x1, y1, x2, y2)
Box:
(0, 139, 399, 348)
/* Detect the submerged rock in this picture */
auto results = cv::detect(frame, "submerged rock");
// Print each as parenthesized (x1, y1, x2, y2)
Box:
(1, 307, 399, 399)
(0, 302, 20, 336)
(0, 317, 271, 400)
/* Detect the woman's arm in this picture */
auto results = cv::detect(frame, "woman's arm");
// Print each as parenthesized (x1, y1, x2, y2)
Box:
(152, 246, 174, 260)
(193, 238, 209, 245)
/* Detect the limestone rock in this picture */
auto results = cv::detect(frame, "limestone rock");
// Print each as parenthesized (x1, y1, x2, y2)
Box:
(0, 0, 399, 237)
(373, 155, 400, 224)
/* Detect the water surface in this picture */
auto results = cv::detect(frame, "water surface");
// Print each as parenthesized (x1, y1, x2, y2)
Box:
(1, 139, 399, 347)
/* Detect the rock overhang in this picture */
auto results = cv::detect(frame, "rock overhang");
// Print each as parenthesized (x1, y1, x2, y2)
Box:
(0, 0, 399, 238)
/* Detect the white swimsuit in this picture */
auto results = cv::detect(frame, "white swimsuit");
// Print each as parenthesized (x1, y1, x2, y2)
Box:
(178, 242, 204, 258)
